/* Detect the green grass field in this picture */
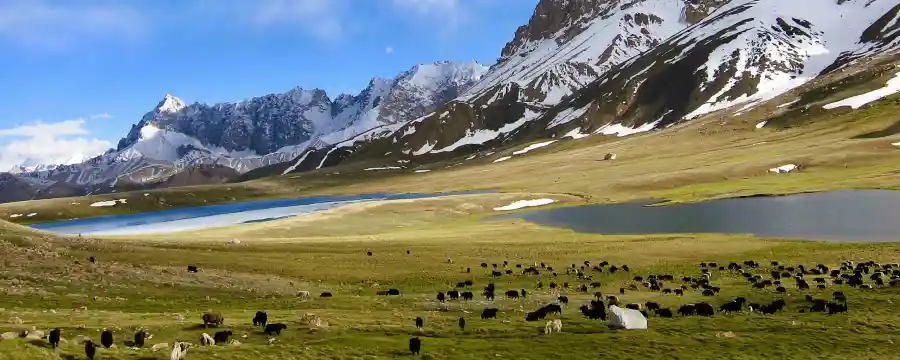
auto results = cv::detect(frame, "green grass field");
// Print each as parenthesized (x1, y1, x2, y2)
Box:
(3, 65, 900, 359)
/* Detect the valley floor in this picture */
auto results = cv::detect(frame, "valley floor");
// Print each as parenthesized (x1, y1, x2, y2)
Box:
(3, 84, 900, 359)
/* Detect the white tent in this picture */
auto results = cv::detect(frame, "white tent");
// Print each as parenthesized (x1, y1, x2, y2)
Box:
(607, 305, 648, 330)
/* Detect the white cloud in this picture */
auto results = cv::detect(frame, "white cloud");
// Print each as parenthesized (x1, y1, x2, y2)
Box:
(0, 118, 112, 171)
(249, 0, 346, 41)
(90, 113, 113, 119)
(393, 0, 459, 15)
(391, 0, 466, 34)
(0, 0, 145, 50)
(385, 46, 394, 54)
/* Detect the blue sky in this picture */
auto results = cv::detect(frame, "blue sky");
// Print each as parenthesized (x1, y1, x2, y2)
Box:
(0, 0, 535, 169)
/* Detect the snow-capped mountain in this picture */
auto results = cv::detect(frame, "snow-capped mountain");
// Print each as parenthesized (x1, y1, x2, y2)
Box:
(276, 0, 900, 174)
(3, 61, 488, 200)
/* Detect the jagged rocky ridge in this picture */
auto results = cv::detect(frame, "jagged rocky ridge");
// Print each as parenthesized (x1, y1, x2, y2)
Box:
(3, 61, 489, 200)
(273, 0, 900, 175)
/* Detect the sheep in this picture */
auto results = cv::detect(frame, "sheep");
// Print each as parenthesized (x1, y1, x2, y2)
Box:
(48, 328, 61, 350)
(481, 308, 499, 319)
(213, 330, 232, 344)
(409, 337, 421, 355)
(100, 329, 114, 348)
(253, 311, 268, 327)
(85, 340, 99, 360)
(458, 317, 466, 330)
(202, 313, 224, 327)
(134, 329, 147, 348)
(296, 291, 310, 298)
(200, 332, 215, 346)
(170, 342, 191, 360)
(151, 343, 169, 352)
(264, 323, 288, 336)
(544, 319, 562, 334)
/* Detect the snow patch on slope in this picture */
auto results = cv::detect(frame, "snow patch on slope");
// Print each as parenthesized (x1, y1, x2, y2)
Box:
(493, 198, 556, 211)
(823, 71, 900, 109)
(681, 0, 900, 119)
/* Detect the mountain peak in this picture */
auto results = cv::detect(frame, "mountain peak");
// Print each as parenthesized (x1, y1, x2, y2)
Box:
(157, 94, 186, 114)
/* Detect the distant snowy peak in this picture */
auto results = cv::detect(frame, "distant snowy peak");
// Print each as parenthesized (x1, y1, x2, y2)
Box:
(157, 94, 186, 114)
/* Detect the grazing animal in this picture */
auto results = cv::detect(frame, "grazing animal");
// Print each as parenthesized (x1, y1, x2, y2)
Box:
(388, 288, 401, 295)
(558, 296, 569, 304)
(170, 342, 191, 360)
(409, 337, 421, 355)
(89, 256, 95, 263)
(187, 264, 199, 272)
(543, 304, 563, 315)
(521, 289, 528, 298)
(415, 317, 424, 330)
(461, 291, 474, 300)
(85, 340, 98, 360)
(545, 319, 562, 334)
(458, 317, 466, 330)
(505, 290, 519, 299)
(447, 290, 460, 300)
(48, 328, 61, 350)
(296, 291, 311, 298)
(202, 312, 224, 327)
(264, 323, 288, 336)
(253, 311, 268, 327)
(674, 289, 684, 296)
(133, 330, 147, 348)
(213, 330, 232, 344)
(719, 297, 746, 313)
(526, 309, 547, 322)
(645, 302, 661, 311)
(366, 251, 373, 256)
(695, 303, 715, 316)
(320, 292, 333, 297)
(625, 303, 641, 311)
(481, 308, 499, 319)
(437, 292, 446, 303)
(656, 308, 673, 318)
(200, 333, 215, 346)
(100, 329, 114, 348)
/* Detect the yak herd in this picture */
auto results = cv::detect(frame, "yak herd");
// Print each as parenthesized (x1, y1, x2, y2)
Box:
(12, 254, 897, 358)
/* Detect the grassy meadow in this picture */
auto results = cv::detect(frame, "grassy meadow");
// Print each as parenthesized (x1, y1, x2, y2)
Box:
(2, 62, 900, 359)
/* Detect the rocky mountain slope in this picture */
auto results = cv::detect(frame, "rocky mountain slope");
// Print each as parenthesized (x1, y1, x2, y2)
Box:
(273, 0, 900, 175)
(2, 61, 488, 201)
(4, 0, 899, 203)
